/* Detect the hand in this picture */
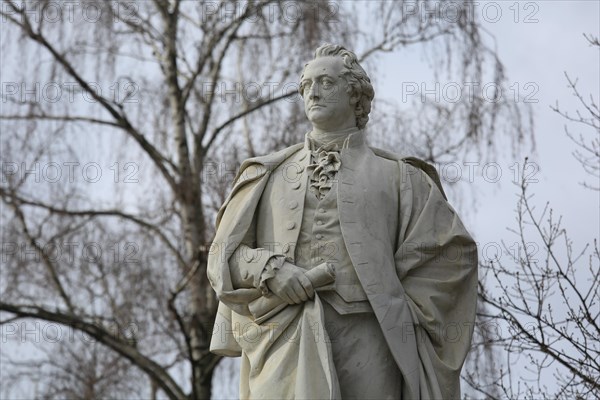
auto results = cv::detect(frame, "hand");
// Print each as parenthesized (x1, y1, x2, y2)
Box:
(266, 262, 315, 304)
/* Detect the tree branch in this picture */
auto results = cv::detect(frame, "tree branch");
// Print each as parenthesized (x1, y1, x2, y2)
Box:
(203, 90, 296, 153)
(1, 2, 178, 192)
(0, 302, 188, 400)
(0, 189, 187, 269)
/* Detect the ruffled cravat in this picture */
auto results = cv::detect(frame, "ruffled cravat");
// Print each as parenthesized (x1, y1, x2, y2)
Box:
(308, 144, 342, 199)
(306, 128, 358, 200)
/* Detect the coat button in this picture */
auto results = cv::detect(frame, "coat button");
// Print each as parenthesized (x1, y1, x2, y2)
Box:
(316, 220, 323, 226)
(288, 200, 298, 210)
(282, 243, 290, 253)
(319, 208, 326, 213)
(286, 221, 296, 230)
(292, 181, 301, 190)
(316, 234, 324, 240)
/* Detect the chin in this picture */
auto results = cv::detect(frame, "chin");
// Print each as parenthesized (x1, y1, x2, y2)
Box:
(307, 112, 330, 125)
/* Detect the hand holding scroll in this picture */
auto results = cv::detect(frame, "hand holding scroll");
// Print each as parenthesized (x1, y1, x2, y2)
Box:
(250, 263, 336, 324)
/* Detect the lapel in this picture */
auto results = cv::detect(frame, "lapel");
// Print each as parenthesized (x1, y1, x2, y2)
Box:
(337, 144, 399, 296)
(337, 143, 371, 267)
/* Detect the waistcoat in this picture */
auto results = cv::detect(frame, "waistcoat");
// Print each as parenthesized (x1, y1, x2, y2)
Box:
(295, 177, 372, 314)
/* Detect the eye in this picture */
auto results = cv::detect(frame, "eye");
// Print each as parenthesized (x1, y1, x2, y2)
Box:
(321, 78, 334, 89)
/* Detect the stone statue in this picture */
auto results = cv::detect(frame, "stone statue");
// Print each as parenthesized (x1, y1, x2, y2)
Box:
(207, 44, 478, 400)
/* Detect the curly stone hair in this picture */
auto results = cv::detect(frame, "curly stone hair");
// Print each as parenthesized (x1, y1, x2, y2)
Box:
(299, 44, 375, 129)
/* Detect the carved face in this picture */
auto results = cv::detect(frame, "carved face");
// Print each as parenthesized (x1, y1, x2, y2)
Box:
(301, 56, 357, 132)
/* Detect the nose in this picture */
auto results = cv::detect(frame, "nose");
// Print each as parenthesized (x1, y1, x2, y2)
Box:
(308, 81, 320, 100)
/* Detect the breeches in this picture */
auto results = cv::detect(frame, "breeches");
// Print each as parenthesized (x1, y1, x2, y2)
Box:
(322, 301, 403, 400)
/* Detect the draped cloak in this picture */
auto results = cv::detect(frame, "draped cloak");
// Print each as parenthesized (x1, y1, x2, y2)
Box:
(207, 141, 478, 399)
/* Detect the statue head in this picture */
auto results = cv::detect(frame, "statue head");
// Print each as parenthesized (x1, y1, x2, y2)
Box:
(299, 44, 374, 131)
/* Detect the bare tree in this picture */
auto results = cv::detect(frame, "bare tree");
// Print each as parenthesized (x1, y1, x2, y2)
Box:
(469, 161, 599, 399)
(3, 339, 146, 399)
(0, 1, 529, 398)
(464, 35, 600, 399)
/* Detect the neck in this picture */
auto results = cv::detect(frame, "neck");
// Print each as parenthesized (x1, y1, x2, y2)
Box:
(311, 125, 358, 137)
(309, 126, 361, 149)
(311, 119, 357, 136)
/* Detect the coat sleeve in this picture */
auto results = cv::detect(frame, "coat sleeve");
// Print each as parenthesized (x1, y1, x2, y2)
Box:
(394, 162, 478, 399)
(207, 167, 269, 314)
(227, 213, 280, 290)
(208, 149, 299, 357)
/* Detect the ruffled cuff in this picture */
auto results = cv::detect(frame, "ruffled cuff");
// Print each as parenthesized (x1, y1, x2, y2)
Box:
(258, 255, 286, 296)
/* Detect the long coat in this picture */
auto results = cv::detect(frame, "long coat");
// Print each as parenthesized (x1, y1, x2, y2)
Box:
(207, 139, 478, 399)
